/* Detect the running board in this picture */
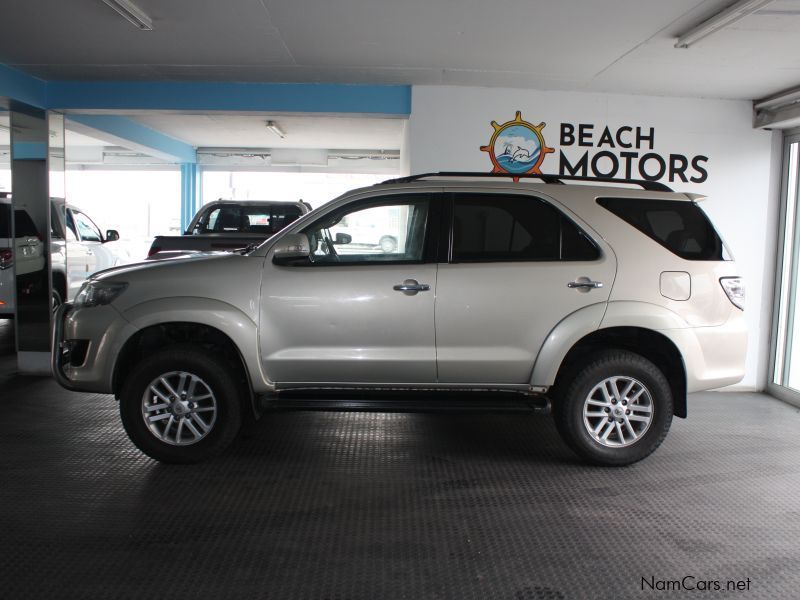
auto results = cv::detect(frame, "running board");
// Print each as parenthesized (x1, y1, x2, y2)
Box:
(258, 392, 551, 414)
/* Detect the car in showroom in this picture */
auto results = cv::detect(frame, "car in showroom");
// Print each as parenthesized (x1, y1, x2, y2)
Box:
(53, 173, 746, 466)
(1, 194, 127, 317)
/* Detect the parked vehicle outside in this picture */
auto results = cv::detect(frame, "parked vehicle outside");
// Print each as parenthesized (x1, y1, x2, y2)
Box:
(147, 200, 310, 259)
(53, 173, 747, 466)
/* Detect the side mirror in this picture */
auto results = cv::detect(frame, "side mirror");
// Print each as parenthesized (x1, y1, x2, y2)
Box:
(272, 233, 311, 264)
(105, 229, 120, 242)
(334, 232, 352, 245)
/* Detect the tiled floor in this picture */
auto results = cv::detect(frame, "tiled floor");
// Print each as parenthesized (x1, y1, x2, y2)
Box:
(1, 323, 799, 598)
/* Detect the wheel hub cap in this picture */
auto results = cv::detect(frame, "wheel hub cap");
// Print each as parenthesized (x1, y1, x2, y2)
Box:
(582, 376, 654, 448)
(141, 371, 218, 446)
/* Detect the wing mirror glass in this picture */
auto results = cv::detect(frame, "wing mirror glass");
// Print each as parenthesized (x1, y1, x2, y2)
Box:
(105, 229, 120, 242)
(272, 233, 311, 264)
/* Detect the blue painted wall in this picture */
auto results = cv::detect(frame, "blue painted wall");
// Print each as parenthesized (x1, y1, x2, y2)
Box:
(68, 114, 196, 164)
(180, 163, 200, 231)
(47, 81, 411, 115)
(0, 64, 46, 108)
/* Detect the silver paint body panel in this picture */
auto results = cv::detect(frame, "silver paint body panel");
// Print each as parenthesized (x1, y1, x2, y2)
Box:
(54, 179, 747, 397)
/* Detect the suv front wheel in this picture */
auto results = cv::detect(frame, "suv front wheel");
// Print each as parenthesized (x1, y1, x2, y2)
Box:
(554, 350, 673, 466)
(119, 346, 243, 463)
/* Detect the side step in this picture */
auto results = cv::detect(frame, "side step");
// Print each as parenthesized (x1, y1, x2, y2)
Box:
(258, 391, 552, 415)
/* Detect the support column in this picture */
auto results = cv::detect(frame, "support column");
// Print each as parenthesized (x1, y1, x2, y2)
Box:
(9, 102, 64, 374)
(180, 163, 199, 233)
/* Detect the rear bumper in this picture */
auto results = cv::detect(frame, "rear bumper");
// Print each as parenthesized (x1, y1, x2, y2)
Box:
(659, 309, 747, 392)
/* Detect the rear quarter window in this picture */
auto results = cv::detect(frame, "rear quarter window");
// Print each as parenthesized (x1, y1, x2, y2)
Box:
(0, 204, 9, 238)
(597, 197, 726, 261)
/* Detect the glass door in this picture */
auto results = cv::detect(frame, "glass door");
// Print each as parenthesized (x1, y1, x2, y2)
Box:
(771, 133, 800, 400)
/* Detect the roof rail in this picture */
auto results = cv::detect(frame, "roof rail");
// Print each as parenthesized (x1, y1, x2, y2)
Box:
(380, 172, 673, 193)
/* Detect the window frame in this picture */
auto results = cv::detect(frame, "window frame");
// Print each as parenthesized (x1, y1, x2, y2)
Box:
(280, 193, 441, 267)
(445, 192, 601, 264)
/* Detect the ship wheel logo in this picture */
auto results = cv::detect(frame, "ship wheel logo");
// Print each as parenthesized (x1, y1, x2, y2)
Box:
(480, 111, 555, 180)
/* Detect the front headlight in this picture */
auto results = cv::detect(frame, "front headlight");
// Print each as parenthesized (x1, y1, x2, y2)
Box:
(74, 281, 128, 308)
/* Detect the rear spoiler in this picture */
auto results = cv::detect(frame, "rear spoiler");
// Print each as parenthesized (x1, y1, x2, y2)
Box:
(685, 193, 707, 202)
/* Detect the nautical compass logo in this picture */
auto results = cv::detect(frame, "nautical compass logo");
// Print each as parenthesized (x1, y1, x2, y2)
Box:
(480, 111, 555, 178)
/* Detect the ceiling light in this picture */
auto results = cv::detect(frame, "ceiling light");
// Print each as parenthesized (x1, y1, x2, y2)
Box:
(265, 121, 286, 139)
(101, 0, 153, 31)
(675, 0, 775, 48)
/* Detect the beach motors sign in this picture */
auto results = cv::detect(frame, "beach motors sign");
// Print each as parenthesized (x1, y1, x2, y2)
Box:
(480, 111, 708, 184)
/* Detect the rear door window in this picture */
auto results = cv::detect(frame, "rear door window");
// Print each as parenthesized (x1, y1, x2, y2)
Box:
(451, 193, 599, 262)
(0, 204, 9, 238)
(597, 197, 725, 260)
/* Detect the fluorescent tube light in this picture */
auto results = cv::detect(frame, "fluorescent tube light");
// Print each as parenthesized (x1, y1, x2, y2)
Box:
(675, 0, 775, 48)
(266, 121, 286, 139)
(101, 0, 153, 31)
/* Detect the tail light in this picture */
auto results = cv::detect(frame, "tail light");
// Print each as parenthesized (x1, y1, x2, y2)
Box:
(147, 245, 161, 258)
(720, 277, 745, 310)
(0, 248, 12, 270)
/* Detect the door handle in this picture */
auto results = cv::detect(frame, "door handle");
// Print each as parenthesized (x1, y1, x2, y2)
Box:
(567, 279, 603, 290)
(393, 279, 430, 295)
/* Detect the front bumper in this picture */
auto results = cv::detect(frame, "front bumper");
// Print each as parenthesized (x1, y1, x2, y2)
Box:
(52, 302, 137, 393)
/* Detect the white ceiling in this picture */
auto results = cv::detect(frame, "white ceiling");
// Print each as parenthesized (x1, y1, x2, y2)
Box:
(131, 113, 405, 150)
(1, 0, 799, 101)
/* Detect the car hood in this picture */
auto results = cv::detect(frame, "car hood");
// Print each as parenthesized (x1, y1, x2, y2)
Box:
(90, 251, 233, 282)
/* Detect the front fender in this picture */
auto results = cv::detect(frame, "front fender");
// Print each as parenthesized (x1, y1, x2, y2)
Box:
(120, 297, 274, 393)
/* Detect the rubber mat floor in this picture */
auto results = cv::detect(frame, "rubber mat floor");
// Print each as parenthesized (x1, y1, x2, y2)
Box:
(1, 375, 798, 599)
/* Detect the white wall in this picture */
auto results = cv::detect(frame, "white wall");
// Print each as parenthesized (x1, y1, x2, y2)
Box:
(409, 85, 780, 390)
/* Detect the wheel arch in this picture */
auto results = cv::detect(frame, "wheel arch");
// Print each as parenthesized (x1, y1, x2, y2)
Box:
(551, 327, 687, 418)
(112, 321, 259, 419)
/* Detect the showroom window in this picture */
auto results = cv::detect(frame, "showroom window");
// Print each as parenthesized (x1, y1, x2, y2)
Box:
(451, 194, 598, 262)
(300, 195, 431, 264)
(772, 133, 800, 397)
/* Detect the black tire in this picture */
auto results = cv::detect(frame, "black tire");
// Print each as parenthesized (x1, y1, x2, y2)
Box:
(119, 345, 243, 464)
(553, 350, 672, 466)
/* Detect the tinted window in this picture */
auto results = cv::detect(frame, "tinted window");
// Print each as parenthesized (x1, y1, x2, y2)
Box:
(65, 210, 78, 241)
(0, 204, 9, 238)
(598, 197, 724, 261)
(452, 194, 598, 262)
(14, 209, 39, 238)
(199, 204, 303, 235)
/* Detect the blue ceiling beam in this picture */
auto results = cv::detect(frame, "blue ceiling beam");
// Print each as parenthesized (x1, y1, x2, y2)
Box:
(67, 114, 197, 164)
(47, 81, 411, 115)
(0, 64, 47, 108)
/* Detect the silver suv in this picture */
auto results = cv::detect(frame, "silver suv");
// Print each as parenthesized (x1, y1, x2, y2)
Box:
(53, 173, 747, 466)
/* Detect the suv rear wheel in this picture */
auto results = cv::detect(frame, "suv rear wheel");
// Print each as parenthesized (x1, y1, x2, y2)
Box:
(119, 346, 243, 463)
(554, 350, 672, 466)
